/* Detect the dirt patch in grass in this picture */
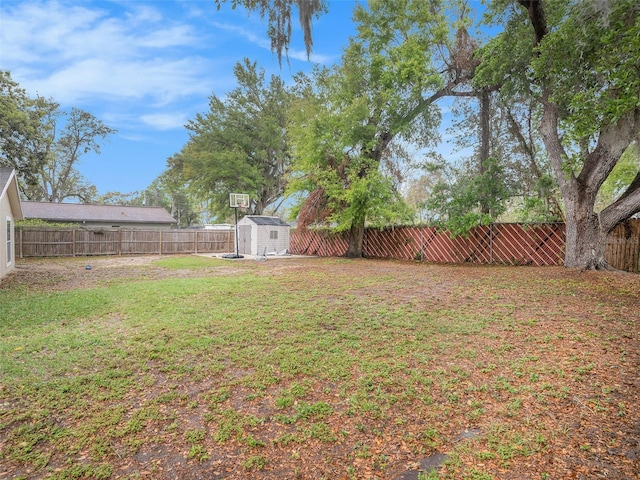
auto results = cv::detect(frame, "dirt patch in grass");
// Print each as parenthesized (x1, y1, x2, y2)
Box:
(0, 255, 638, 479)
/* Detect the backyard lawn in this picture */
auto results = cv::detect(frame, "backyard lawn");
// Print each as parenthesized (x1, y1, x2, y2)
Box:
(0, 255, 638, 479)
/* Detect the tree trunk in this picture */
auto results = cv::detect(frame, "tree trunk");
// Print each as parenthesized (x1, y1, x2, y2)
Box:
(563, 196, 610, 269)
(521, 0, 640, 270)
(541, 108, 612, 270)
(478, 88, 491, 215)
(540, 104, 640, 269)
(344, 219, 365, 258)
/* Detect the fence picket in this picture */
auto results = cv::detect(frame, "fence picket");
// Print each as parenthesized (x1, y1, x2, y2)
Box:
(18, 228, 234, 258)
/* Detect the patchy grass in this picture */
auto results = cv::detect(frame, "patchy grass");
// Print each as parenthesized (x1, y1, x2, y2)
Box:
(0, 255, 638, 479)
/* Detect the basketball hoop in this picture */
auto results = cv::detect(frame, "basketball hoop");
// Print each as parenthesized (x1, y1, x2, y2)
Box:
(222, 193, 250, 260)
(230, 193, 250, 209)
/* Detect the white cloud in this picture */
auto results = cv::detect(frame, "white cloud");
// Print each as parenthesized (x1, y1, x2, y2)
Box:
(140, 112, 189, 131)
(38, 56, 214, 105)
(0, 0, 217, 125)
(0, 0, 338, 137)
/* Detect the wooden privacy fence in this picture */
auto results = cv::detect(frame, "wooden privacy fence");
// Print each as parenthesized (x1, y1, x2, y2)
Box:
(606, 219, 640, 273)
(16, 221, 640, 272)
(290, 223, 566, 266)
(290, 220, 640, 272)
(17, 228, 234, 257)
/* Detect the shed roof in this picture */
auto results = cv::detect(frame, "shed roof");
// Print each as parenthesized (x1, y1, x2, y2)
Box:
(0, 167, 23, 220)
(21, 201, 176, 225)
(242, 216, 290, 227)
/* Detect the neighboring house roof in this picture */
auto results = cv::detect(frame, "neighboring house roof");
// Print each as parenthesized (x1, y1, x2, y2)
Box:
(21, 201, 176, 225)
(242, 216, 290, 227)
(0, 167, 23, 220)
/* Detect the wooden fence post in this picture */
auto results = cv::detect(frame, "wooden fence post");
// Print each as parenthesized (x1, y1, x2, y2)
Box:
(490, 223, 493, 264)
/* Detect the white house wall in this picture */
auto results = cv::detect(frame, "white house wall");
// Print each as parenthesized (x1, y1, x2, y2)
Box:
(0, 194, 14, 280)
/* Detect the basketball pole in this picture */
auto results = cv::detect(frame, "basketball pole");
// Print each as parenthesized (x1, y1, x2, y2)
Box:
(234, 205, 240, 257)
(222, 193, 247, 259)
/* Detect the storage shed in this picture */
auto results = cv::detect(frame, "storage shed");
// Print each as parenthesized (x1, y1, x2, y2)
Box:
(237, 216, 290, 256)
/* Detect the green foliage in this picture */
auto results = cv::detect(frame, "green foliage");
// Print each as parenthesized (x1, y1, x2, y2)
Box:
(1, 71, 114, 201)
(426, 157, 510, 236)
(288, 0, 452, 254)
(0, 71, 53, 186)
(596, 144, 639, 212)
(96, 173, 193, 219)
(15, 219, 76, 228)
(20, 107, 114, 202)
(479, 0, 640, 185)
(170, 59, 292, 220)
(475, 0, 640, 268)
(532, 0, 640, 139)
(242, 454, 267, 470)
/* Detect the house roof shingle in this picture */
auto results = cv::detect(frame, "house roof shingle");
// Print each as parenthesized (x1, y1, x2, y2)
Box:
(21, 201, 176, 225)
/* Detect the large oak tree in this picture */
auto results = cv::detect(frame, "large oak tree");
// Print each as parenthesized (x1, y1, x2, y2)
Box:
(479, 0, 640, 269)
(169, 59, 292, 220)
(0, 71, 51, 187)
(22, 107, 114, 202)
(288, 0, 477, 257)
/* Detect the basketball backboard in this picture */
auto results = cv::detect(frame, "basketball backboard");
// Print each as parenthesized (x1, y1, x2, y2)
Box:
(229, 193, 250, 209)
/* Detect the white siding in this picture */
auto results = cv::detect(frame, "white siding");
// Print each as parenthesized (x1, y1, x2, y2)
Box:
(0, 197, 14, 279)
(237, 216, 290, 255)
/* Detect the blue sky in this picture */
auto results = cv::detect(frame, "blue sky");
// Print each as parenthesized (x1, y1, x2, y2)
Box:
(1, 0, 359, 195)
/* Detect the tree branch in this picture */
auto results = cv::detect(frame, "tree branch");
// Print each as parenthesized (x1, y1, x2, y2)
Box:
(600, 182, 640, 231)
(517, 0, 548, 46)
(539, 99, 572, 195)
(578, 109, 640, 193)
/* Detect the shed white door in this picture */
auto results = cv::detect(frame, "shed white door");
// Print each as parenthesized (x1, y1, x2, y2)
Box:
(239, 225, 251, 254)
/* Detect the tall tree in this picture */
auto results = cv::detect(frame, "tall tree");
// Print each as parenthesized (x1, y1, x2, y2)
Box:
(288, 65, 415, 255)
(0, 71, 51, 187)
(478, 0, 640, 269)
(170, 59, 292, 220)
(21, 107, 114, 202)
(431, 88, 562, 227)
(289, 0, 476, 257)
